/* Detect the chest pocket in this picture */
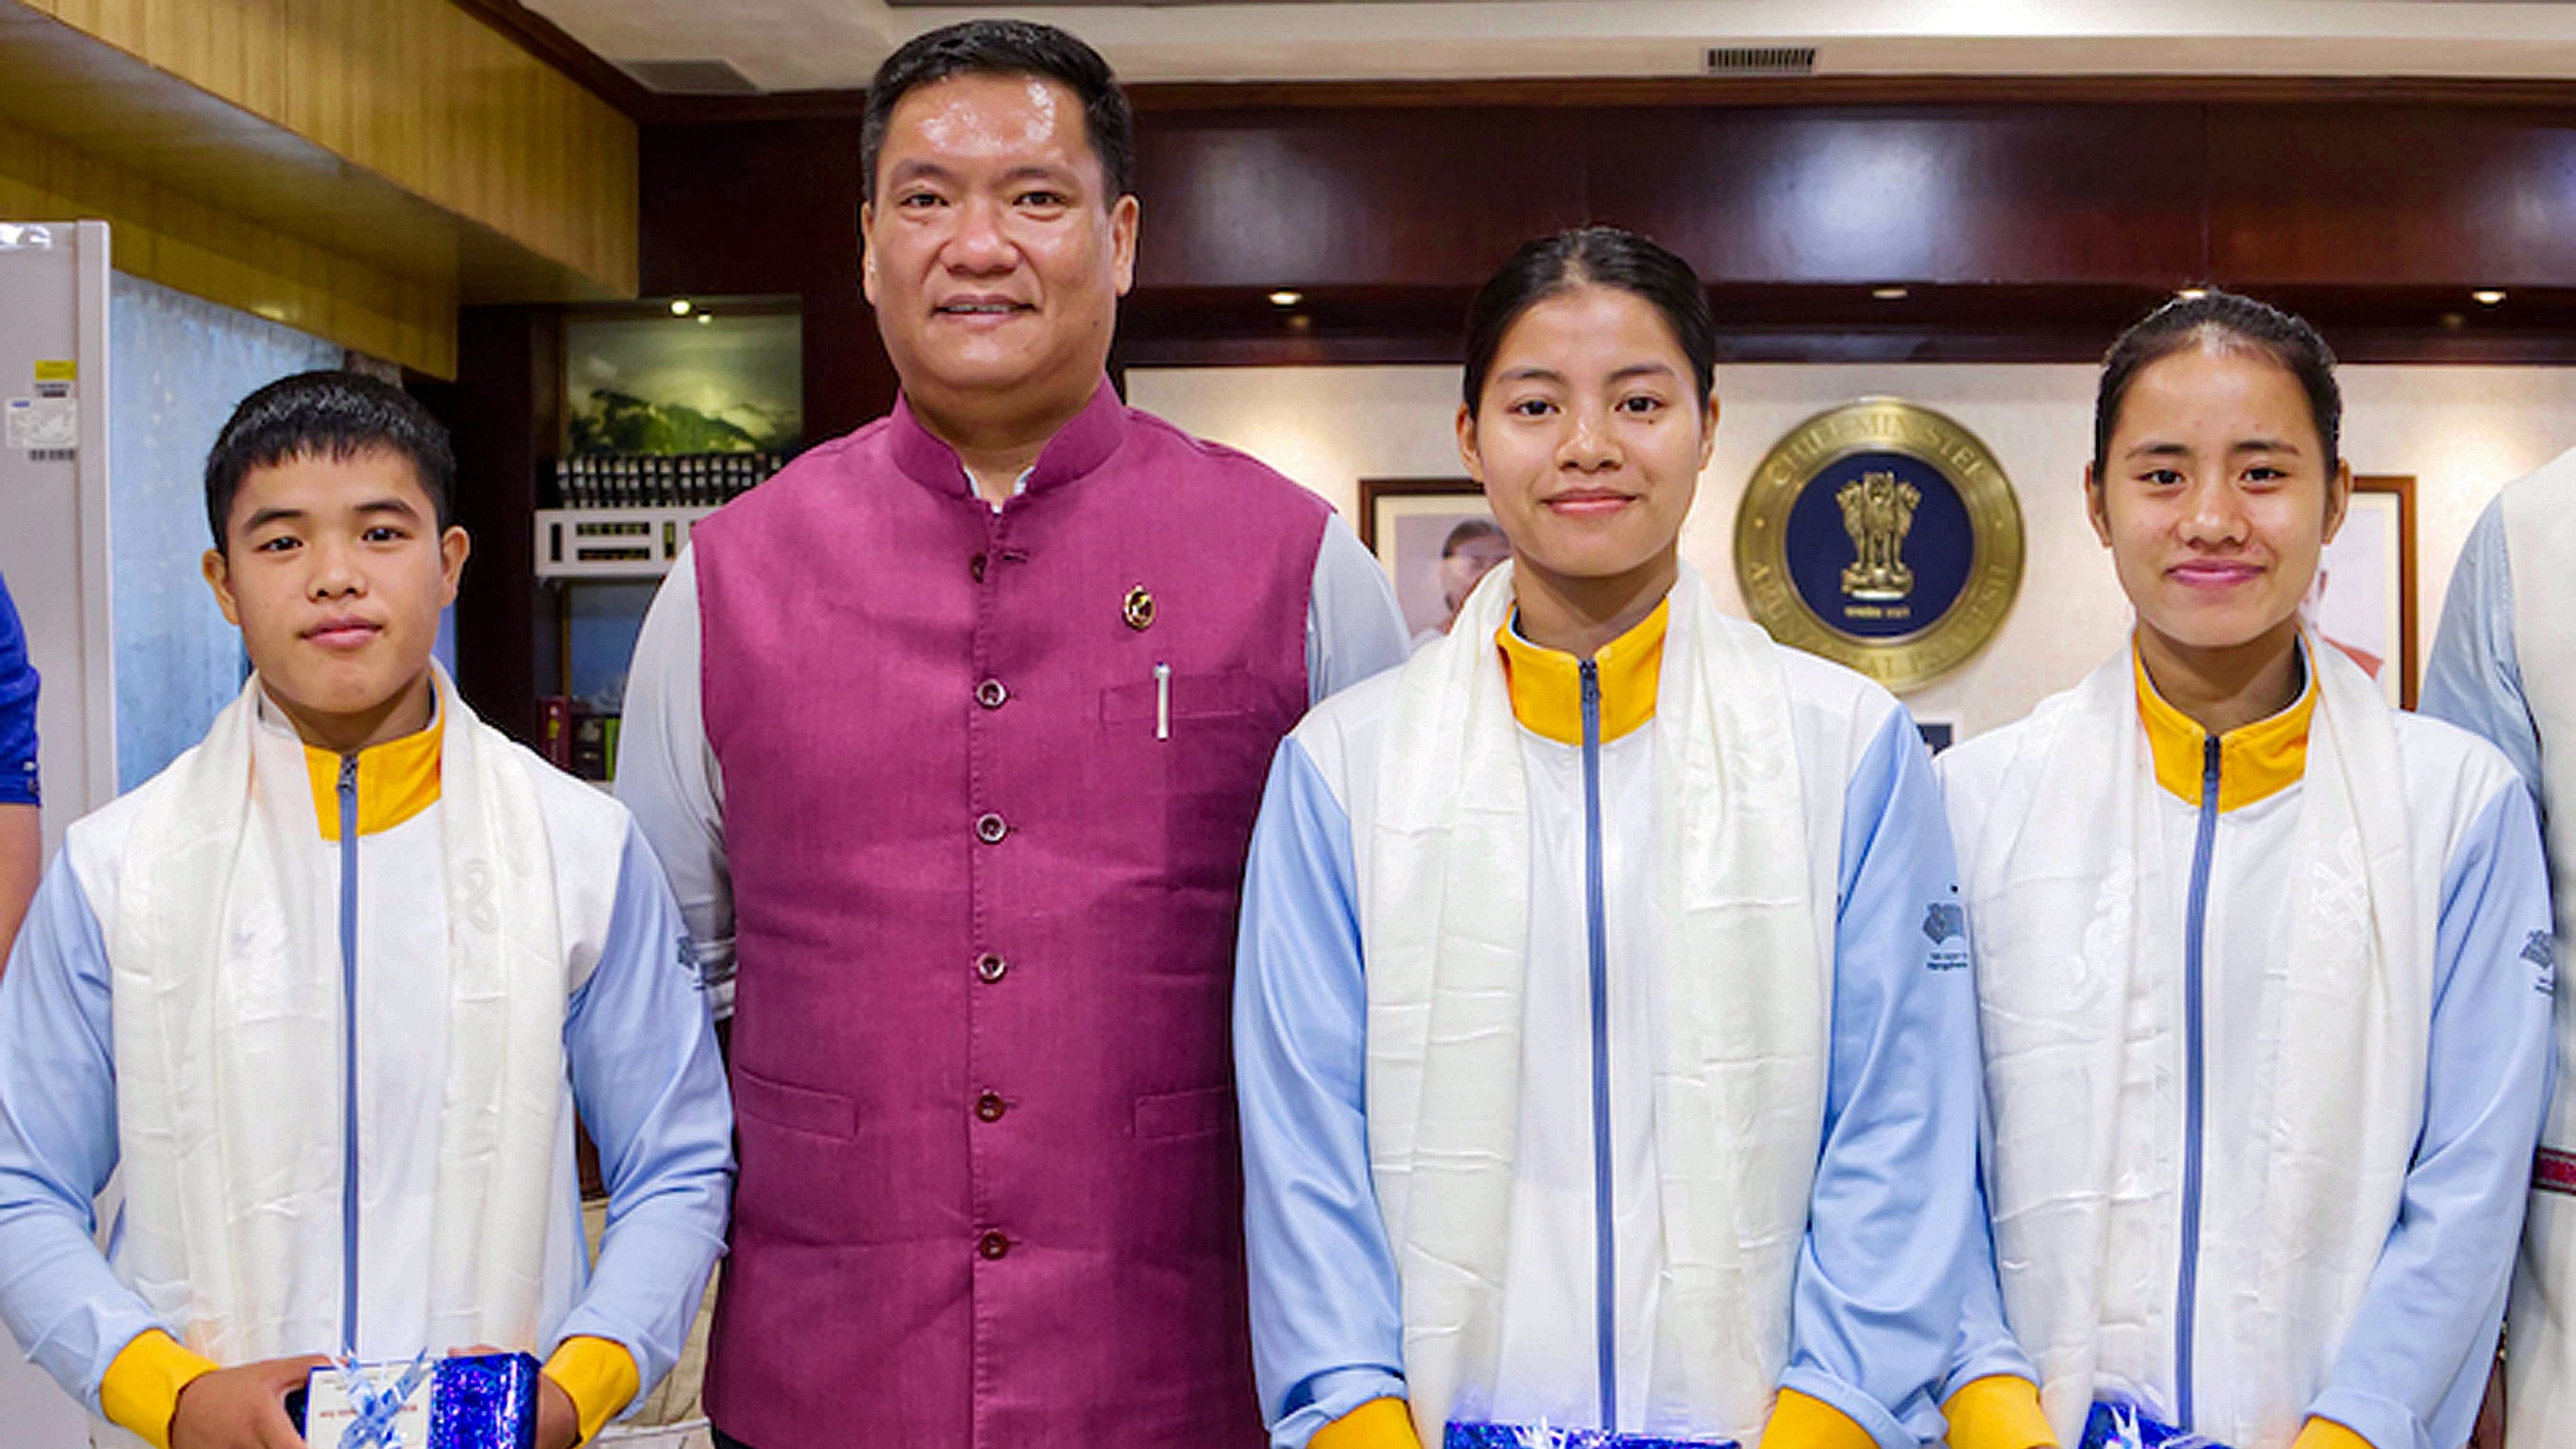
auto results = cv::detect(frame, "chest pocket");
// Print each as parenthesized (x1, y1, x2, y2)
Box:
(1091, 668, 1286, 884)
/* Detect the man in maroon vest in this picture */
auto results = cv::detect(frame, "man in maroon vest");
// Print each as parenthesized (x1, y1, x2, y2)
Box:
(617, 20, 1409, 1449)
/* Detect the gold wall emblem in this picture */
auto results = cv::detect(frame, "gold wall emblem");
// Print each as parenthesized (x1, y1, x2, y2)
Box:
(1733, 399, 2023, 693)
(1837, 471, 1921, 601)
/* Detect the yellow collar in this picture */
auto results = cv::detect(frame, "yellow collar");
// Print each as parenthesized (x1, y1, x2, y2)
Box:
(1494, 600, 1668, 747)
(2133, 641, 2316, 813)
(302, 719, 442, 841)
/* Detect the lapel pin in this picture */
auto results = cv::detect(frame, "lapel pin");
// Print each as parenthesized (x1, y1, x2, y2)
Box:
(1123, 584, 1156, 632)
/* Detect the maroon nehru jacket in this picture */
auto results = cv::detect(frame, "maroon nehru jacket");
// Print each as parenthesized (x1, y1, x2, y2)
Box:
(692, 379, 1328, 1448)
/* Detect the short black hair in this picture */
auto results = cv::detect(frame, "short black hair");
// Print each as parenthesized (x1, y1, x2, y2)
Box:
(204, 370, 455, 550)
(2096, 288, 2341, 477)
(861, 20, 1135, 204)
(1462, 226, 1717, 417)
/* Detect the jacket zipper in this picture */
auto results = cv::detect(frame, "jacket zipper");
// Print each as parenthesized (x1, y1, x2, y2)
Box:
(337, 755, 361, 1356)
(1580, 660, 1616, 1430)
(2175, 735, 2221, 1428)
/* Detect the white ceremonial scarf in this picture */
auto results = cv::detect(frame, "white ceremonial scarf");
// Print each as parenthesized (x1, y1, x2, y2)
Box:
(103, 665, 568, 1400)
(1969, 638, 2428, 1449)
(1363, 561, 1826, 1445)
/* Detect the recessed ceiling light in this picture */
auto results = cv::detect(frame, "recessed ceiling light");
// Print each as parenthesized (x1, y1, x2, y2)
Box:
(2175, 287, 2209, 301)
(1268, 290, 1304, 308)
(669, 298, 693, 316)
(2472, 289, 2506, 306)
(696, 313, 714, 325)
(1871, 286, 1908, 301)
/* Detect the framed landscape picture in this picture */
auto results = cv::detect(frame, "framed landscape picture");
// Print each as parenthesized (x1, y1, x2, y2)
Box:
(564, 304, 803, 456)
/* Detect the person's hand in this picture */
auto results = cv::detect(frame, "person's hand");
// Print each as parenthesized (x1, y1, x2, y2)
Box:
(168, 1353, 331, 1449)
(532, 1369, 578, 1449)
(2469, 1347, 2505, 1449)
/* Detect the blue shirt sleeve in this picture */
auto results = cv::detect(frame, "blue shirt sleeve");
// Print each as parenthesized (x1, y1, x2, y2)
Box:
(550, 823, 737, 1410)
(0, 855, 164, 1411)
(1782, 708, 1992, 1448)
(2307, 783, 2555, 1449)
(0, 573, 39, 807)
(2423, 500, 2541, 804)
(1948, 1173, 2040, 1398)
(1235, 737, 1409, 1449)
(1306, 518, 1411, 708)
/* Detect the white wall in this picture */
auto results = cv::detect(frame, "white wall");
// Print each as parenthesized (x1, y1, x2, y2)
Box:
(1130, 362, 2576, 737)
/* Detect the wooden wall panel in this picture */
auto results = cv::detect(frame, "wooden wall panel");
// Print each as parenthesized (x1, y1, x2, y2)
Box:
(1133, 108, 1586, 290)
(639, 89, 2576, 393)
(639, 115, 899, 439)
(2208, 104, 2576, 287)
(18, 0, 637, 292)
(1589, 106, 2207, 286)
(0, 110, 457, 373)
(1127, 103, 2212, 291)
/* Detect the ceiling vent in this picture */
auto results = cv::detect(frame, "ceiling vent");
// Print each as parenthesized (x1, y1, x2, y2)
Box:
(622, 59, 763, 95)
(1704, 46, 1817, 76)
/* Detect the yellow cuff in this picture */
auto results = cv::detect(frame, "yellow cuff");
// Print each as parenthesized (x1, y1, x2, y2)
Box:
(1759, 1387, 1879, 1449)
(1942, 1374, 2058, 1449)
(542, 1336, 639, 1446)
(97, 1329, 218, 1449)
(2290, 1417, 2376, 1449)
(1310, 1396, 1422, 1449)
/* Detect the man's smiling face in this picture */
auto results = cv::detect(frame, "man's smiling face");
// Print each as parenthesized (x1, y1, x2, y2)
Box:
(860, 71, 1138, 417)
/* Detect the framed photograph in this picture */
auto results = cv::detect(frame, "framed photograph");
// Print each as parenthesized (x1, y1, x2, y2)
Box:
(564, 304, 803, 456)
(2310, 474, 2417, 708)
(1360, 478, 1508, 647)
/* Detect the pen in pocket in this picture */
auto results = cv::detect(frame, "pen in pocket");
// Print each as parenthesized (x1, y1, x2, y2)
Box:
(1155, 662, 1171, 741)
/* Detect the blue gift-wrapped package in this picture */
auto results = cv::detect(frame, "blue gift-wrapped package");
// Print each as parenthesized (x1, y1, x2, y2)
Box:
(293, 1350, 540, 1449)
(2078, 1397, 2229, 1449)
(1444, 1422, 1737, 1449)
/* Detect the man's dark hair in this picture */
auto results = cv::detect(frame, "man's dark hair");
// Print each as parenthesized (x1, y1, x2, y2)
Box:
(204, 370, 455, 550)
(2096, 288, 2341, 478)
(861, 20, 1135, 204)
(1462, 226, 1717, 416)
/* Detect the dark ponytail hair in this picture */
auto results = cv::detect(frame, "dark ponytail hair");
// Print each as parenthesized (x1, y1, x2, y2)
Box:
(2095, 288, 2340, 477)
(1461, 226, 1717, 417)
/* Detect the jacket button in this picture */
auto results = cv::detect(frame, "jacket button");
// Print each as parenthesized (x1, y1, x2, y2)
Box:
(978, 1230, 1011, 1260)
(976, 953, 1008, 983)
(976, 1092, 1006, 1123)
(974, 812, 1008, 844)
(976, 678, 1008, 710)
(970, 551, 987, 582)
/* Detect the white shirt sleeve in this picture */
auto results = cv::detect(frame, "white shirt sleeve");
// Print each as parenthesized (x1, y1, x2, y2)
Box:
(614, 546, 735, 1013)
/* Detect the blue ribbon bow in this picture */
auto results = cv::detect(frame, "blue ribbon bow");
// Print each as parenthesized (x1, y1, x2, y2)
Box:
(335, 1350, 435, 1449)
(2079, 1398, 2227, 1449)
